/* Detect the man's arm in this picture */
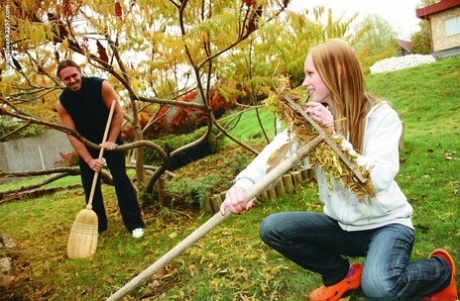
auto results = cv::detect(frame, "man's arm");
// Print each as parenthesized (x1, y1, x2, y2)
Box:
(100, 81, 123, 150)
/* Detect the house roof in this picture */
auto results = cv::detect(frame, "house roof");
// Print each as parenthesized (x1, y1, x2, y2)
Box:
(416, 0, 460, 19)
(398, 39, 414, 53)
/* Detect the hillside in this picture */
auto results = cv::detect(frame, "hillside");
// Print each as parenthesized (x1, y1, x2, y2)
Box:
(0, 55, 459, 301)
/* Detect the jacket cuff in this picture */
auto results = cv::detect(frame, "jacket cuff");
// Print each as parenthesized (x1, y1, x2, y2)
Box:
(233, 176, 255, 190)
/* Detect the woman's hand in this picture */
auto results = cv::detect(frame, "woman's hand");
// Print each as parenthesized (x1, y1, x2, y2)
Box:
(340, 137, 373, 170)
(220, 186, 254, 215)
(304, 102, 334, 128)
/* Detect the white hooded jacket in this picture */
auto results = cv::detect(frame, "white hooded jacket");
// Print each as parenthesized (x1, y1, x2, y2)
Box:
(233, 102, 413, 232)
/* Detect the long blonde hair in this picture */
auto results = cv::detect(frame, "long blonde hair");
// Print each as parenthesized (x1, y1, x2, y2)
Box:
(310, 39, 380, 152)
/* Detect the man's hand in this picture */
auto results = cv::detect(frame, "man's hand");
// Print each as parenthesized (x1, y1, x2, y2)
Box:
(88, 158, 105, 172)
(102, 141, 118, 151)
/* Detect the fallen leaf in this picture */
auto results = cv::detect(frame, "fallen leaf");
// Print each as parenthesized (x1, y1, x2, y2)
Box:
(266, 142, 294, 173)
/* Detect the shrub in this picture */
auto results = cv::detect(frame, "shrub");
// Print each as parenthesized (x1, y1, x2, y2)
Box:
(0, 121, 45, 142)
(143, 126, 219, 170)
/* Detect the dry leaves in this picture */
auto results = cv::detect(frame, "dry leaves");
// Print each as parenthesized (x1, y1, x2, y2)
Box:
(264, 78, 375, 199)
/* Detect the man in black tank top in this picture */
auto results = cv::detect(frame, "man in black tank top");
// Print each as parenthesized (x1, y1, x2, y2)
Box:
(56, 59, 145, 239)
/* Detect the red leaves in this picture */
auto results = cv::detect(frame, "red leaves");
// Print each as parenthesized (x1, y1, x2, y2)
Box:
(96, 40, 109, 63)
(244, 0, 255, 7)
(245, 6, 263, 37)
(62, 0, 72, 17)
(115, 2, 122, 19)
(182, 91, 198, 102)
(246, 20, 257, 35)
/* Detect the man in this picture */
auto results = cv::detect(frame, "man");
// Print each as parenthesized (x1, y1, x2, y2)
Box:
(57, 59, 145, 238)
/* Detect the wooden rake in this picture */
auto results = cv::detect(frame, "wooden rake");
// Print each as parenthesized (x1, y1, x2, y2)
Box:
(106, 95, 366, 301)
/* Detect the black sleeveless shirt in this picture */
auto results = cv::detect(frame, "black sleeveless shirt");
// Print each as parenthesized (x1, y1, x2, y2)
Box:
(59, 76, 120, 144)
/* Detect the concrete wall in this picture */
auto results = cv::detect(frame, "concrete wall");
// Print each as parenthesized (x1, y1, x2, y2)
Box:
(0, 130, 74, 172)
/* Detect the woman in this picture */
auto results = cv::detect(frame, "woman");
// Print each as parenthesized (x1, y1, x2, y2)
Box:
(220, 39, 457, 300)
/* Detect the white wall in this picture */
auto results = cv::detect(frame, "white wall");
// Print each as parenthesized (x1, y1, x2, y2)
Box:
(0, 130, 73, 172)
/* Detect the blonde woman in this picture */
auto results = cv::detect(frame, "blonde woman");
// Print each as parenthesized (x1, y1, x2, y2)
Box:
(220, 39, 457, 301)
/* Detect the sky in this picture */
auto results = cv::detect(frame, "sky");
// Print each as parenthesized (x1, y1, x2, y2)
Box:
(288, 0, 423, 40)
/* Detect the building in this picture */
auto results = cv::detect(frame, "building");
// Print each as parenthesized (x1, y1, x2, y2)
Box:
(416, 0, 460, 57)
(397, 39, 414, 56)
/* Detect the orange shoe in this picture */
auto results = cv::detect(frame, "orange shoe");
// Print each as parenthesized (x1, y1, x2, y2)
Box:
(427, 249, 458, 301)
(309, 263, 362, 301)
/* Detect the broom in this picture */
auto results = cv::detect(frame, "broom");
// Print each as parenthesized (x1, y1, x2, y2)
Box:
(67, 100, 116, 259)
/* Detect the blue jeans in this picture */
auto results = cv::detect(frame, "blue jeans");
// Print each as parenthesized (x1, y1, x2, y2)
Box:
(259, 212, 451, 299)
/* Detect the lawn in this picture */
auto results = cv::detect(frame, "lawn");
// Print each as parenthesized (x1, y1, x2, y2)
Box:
(0, 55, 459, 301)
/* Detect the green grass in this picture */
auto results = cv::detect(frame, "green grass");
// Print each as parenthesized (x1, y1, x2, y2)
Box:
(0, 174, 81, 191)
(221, 108, 277, 141)
(1, 56, 459, 300)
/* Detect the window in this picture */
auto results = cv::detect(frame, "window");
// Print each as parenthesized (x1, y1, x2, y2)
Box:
(444, 16, 460, 36)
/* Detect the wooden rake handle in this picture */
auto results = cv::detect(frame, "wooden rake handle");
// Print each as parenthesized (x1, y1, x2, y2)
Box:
(106, 135, 324, 301)
(283, 95, 367, 184)
(107, 95, 369, 300)
(86, 100, 117, 210)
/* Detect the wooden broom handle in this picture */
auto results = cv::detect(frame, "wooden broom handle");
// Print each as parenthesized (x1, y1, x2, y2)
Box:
(86, 100, 117, 209)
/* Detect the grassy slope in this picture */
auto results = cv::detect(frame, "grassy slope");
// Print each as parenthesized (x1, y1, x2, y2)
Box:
(0, 56, 459, 300)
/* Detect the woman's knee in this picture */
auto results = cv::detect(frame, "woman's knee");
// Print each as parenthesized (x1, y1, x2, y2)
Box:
(361, 272, 397, 298)
(259, 213, 290, 246)
(259, 214, 276, 243)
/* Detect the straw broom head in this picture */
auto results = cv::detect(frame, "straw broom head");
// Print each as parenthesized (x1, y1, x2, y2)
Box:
(67, 206, 98, 259)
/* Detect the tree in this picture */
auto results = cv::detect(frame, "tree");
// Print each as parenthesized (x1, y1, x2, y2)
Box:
(411, 0, 436, 54)
(350, 14, 400, 73)
(411, 20, 431, 54)
(0, 1, 363, 204)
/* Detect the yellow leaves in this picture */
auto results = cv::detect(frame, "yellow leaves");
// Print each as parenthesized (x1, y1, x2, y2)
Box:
(16, 21, 49, 49)
(0, 75, 13, 97)
(60, 38, 69, 51)
(310, 141, 376, 199)
(198, 31, 210, 44)
(435, 211, 454, 221)
(131, 78, 146, 94)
